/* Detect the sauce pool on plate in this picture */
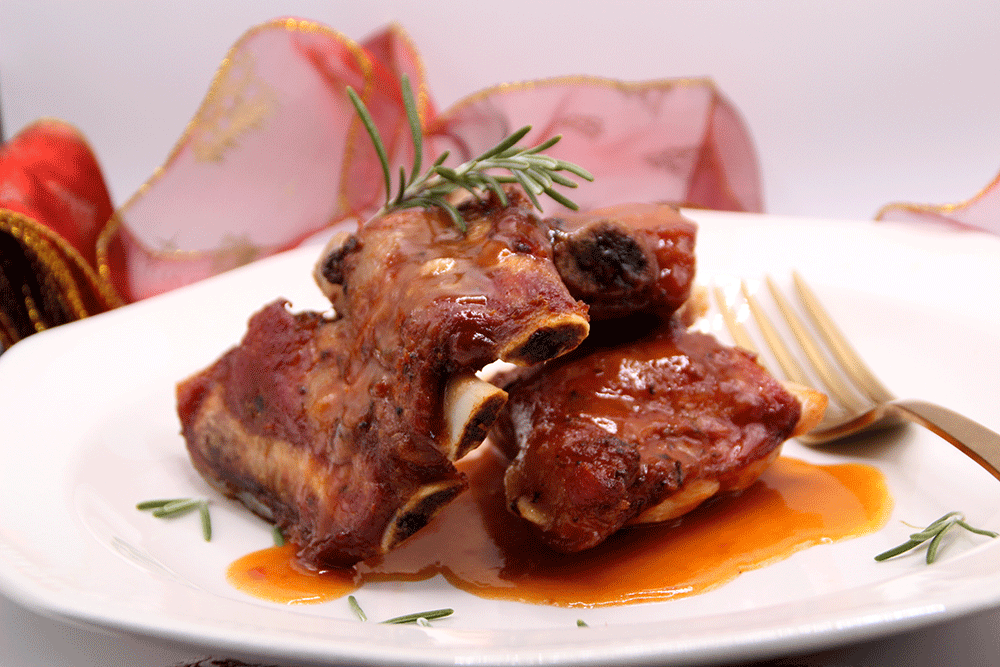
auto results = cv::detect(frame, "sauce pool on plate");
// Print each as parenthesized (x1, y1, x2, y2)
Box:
(228, 445, 891, 607)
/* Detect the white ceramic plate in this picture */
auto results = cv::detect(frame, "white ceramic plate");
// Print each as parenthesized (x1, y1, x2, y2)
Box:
(2, 211, 1000, 666)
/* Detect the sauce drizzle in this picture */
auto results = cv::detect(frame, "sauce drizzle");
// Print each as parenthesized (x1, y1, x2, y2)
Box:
(228, 446, 891, 607)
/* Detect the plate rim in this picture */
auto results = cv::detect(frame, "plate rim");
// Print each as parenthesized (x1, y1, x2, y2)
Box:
(2, 211, 1000, 665)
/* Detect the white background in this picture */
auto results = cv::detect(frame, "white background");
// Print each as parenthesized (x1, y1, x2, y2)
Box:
(3, 2, 1000, 666)
(3, 0, 1000, 220)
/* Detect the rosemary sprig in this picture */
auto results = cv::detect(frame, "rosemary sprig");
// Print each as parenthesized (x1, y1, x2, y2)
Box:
(346, 75, 594, 231)
(346, 596, 453, 625)
(137, 497, 212, 541)
(875, 511, 998, 564)
(380, 608, 454, 625)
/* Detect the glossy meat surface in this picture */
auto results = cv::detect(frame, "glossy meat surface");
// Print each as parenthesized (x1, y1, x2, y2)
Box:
(178, 301, 468, 567)
(493, 316, 803, 553)
(178, 192, 592, 568)
(547, 203, 696, 320)
(316, 190, 590, 369)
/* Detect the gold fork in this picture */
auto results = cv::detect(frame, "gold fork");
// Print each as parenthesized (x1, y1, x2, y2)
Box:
(712, 272, 1000, 482)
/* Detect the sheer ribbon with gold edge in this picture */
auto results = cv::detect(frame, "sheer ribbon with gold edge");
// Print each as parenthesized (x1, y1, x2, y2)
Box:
(876, 168, 1000, 234)
(102, 18, 763, 302)
(2, 18, 763, 346)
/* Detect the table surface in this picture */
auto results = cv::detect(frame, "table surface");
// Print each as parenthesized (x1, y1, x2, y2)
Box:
(4, 593, 1000, 667)
(3, 2, 1000, 664)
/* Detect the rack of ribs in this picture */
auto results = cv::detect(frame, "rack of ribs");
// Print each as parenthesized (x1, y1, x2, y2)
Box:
(178, 190, 593, 568)
(177, 189, 819, 567)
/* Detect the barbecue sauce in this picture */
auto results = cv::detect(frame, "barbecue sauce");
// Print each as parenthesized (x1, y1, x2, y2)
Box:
(228, 445, 890, 607)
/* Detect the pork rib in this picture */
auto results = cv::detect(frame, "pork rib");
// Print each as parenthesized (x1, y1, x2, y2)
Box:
(493, 316, 823, 554)
(178, 191, 591, 568)
(547, 203, 696, 320)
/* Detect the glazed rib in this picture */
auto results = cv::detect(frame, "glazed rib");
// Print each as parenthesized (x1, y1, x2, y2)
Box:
(493, 316, 821, 554)
(178, 191, 591, 568)
(547, 203, 696, 320)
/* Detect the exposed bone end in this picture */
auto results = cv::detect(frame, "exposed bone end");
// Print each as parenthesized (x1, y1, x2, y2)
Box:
(313, 231, 357, 302)
(782, 381, 829, 437)
(498, 312, 590, 365)
(441, 374, 508, 461)
(550, 219, 658, 300)
(513, 495, 552, 529)
(380, 479, 467, 554)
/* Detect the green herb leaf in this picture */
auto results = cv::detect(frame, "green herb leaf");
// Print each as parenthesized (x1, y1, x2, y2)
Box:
(400, 74, 423, 186)
(875, 512, 997, 564)
(198, 501, 212, 542)
(138, 497, 212, 541)
(346, 85, 392, 208)
(348, 595, 368, 622)
(136, 498, 182, 511)
(151, 498, 201, 518)
(380, 608, 454, 625)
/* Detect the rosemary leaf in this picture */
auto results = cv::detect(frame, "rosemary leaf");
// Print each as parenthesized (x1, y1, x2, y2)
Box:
(394, 166, 408, 206)
(151, 498, 201, 518)
(439, 199, 467, 233)
(348, 595, 368, 621)
(542, 186, 580, 211)
(549, 171, 581, 188)
(400, 74, 423, 185)
(925, 526, 947, 564)
(525, 166, 554, 190)
(346, 86, 392, 208)
(199, 501, 212, 542)
(511, 170, 544, 209)
(874, 539, 924, 562)
(136, 498, 182, 511)
(526, 135, 562, 154)
(875, 512, 997, 564)
(478, 171, 509, 206)
(956, 521, 1000, 538)
(526, 154, 560, 171)
(473, 126, 533, 162)
(555, 160, 595, 181)
(380, 608, 454, 625)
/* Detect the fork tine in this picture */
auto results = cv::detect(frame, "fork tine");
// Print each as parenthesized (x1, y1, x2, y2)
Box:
(711, 285, 759, 355)
(791, 272, 896, 404)
(764, 277, 870, 414)
(739, 282, 814, 387)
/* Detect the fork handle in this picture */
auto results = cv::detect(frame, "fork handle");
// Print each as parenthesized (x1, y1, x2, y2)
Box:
(889, 399, 1000, 482)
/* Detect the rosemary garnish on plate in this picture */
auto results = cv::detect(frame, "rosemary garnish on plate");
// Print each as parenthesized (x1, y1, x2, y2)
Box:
(347, 595, 453, 625)
(347, 75, 594, 231)
(875, 511, 997, 564)
(136, 497, 212, 541)
(347, 595, 368, 621)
